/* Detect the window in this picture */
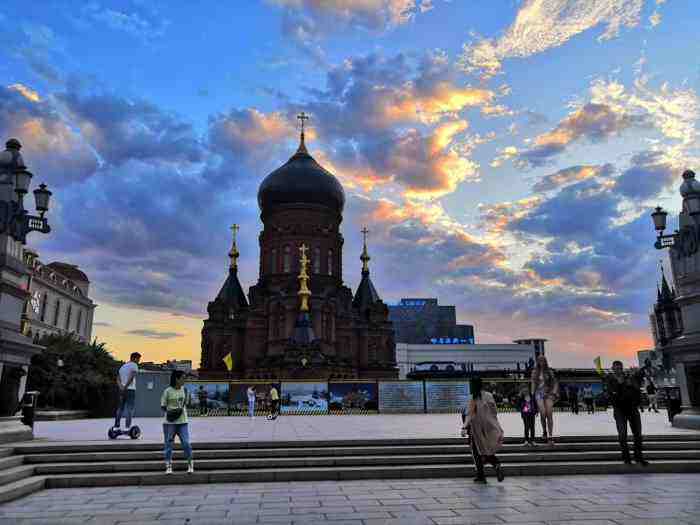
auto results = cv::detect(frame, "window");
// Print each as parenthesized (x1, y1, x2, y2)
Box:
(270, 249, 277, 273)
(65, 305, 72, 331)
(40, 294, 48, 322)
(314, 247, 320, 274)
(53, 300, 60, 326)
(76, 309, 83, 335)
(283, 246, 291, 273)
(327, 249, 333, 276)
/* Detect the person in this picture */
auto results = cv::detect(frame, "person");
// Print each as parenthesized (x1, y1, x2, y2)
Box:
(161, 370, 194, 474)
(605, 360, 648, 466)
(667, 387, 682, 423)
(517, 388, 537, 447)
(268, 385, 280, 420)
(582, 385, 594, 414)
(530, 355, 559, 445)
(646, 381, 659, 413)
(247, 386, 256, 418)
(197, 385, 208, 416)
(569, 386, 579, 415)
(113, 352, 141, 431)
(461, 377, 505, 484)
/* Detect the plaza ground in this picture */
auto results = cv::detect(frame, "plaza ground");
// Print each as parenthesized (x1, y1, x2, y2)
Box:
(1, 474, 699, 524)
(31, 410, 697, 444)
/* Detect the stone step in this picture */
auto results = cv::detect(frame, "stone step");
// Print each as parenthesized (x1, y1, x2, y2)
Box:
(19, 440, 700, 464)
(0, 476, 45, 504)
(0, 455, 23, 471)
(30, 449, 700, 475)
(0, 465, 34, 487)
(12, 434, 700, 454)
(41, 459, 700, 489)
(0, 449, 13, 459)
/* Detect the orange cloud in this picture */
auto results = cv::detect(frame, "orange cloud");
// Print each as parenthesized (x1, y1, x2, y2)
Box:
(8, 83, 41, 102)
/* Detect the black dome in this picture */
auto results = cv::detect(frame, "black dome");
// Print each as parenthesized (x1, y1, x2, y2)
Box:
(258, 141, 345, 214)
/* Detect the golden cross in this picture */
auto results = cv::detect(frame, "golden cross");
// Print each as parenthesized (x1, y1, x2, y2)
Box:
(297, 112, 309, 134)
(361, 226, 369, 244)
(299, 243, 308, 259)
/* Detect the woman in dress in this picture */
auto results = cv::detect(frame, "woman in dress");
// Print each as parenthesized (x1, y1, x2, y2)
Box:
(462, 376, 505, 484)
(530, 355, 559, 445)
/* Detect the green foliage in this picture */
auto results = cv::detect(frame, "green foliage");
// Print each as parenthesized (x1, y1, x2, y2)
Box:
(27, 334, 121, 417)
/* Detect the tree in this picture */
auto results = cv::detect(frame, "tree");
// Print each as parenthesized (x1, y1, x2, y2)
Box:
(26, 334, 122, 417)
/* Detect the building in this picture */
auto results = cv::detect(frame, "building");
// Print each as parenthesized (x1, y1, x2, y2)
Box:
(637, 349, 676, 387)
(388, 298, 474, 344)
(513, 338, 547, 357)
(649, 169, 700, 429)
(199, 124, 397, 380)
(21, 249, 96, 344)
(396, 340, 540, 379)
(141, 359, 193, 373)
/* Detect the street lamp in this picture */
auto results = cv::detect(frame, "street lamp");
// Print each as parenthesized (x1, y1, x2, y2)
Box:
(0, 139, 52, 244)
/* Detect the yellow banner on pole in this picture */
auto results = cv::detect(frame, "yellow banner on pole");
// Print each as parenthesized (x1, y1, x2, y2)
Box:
(594, 356, 603, 375)
(222, 352, 233, 372)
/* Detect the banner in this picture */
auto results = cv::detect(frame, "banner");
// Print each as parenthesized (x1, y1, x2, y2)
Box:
(328, 382, 378, 412)
(184, 382, 230, 417)
(378, 381, 424, 413)
(281, 382, 329, 414)
(425, 381, 469, 413)
(229, 382, 281, 416)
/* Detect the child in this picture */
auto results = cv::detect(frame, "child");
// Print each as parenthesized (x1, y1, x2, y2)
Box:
(518, 388, 537, 447)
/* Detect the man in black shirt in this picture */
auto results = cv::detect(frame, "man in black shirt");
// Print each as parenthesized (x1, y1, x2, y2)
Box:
(604, 360, 649, 466)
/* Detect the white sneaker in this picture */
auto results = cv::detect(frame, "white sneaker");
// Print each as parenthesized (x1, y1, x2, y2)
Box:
(165, 463, 172, 475)
(187, 461, 194, 474)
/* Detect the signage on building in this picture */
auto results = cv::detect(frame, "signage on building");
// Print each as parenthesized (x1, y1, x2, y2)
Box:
(429, 337, 474, 344)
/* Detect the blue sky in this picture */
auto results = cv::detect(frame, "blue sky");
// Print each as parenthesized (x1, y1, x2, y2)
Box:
(1, 0, 697, 367)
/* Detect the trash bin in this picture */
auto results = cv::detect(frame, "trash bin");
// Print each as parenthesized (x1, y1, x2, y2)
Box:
(21, 390, 39, 429)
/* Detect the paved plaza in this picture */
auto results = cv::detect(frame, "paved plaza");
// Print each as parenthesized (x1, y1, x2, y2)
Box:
(1, 474, 699, 524)
(30, 411, 695, 444)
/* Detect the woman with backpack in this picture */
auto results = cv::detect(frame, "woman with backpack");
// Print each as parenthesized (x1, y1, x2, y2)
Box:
(461, 376, 505, 484)
(161, 370, 193, 474)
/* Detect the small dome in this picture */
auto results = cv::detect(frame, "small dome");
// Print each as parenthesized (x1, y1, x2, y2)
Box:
(47, 262, 90, 283)
(258, 138, 345, 215)
(680, 170, 700, 197)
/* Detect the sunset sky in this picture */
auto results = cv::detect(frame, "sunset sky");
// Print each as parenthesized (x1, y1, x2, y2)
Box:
(1, 0, 697, 368)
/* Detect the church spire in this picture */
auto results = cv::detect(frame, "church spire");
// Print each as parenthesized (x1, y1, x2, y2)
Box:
(296, 112, 310, 155)
(360, 226, 371, 274)
(228, 224, 240, 271)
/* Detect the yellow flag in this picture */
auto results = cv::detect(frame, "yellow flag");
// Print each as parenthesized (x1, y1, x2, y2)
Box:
(222, 352, 233, 372)
(594, 356, 603, 375)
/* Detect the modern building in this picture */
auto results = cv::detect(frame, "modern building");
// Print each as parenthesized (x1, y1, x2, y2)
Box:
(199, 123, 397, 380)
(396, 340, 540, 379)
(141, 359, 193, 373)
(20, 249, 96, 344)
(513, 338, 547, 357)
(388, 298, 474, 344)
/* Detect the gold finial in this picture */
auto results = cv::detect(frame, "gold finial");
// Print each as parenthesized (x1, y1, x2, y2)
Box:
(296, 112, 310, 154)
(228, 224, 240, 270)
(360, 226, 370, 273)
(297, 243, 311, 312)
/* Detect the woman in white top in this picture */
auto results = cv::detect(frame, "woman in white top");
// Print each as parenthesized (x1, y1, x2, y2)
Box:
(161, 370, 193, 474)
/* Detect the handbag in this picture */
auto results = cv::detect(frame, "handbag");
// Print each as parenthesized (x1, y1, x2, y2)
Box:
(165, 389, 188, 422)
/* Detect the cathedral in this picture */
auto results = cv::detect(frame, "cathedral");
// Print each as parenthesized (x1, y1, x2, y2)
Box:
(199, 118, 398, 380)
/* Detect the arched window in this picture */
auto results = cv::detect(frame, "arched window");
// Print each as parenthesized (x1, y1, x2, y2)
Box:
(270, 249, 277, 273)
(314, 247, 320, 274)
(53, 300, 60, 326)
(40, 293, 48, 322)
(65, 305, 72, 330)
(327, 249, 333, 276)
(283, 246, 291, 273)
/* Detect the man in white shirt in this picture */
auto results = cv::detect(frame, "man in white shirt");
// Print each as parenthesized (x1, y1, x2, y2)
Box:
(114, 352, 141, 430)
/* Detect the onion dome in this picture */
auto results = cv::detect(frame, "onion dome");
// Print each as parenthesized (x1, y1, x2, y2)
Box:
(257, 132, 345, 215)
(48, 262, 90, 283)
(680, 170, 700, 197)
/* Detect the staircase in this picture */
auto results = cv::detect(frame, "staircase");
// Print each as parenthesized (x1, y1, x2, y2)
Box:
(1, 435, 700, 503)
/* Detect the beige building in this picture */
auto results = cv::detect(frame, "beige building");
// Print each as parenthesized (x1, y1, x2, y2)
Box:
(21, 249, 96, 343)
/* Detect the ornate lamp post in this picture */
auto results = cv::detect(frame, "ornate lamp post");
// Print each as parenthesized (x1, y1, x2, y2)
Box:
(0, 138, 54, 443)
(650, 169, 700, 429)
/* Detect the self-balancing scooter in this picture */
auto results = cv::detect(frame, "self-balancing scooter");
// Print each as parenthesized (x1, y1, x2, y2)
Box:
(108, 425, 141, 439)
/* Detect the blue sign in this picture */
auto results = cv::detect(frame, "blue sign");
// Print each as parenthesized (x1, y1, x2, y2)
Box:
(429, 337, 473, 344)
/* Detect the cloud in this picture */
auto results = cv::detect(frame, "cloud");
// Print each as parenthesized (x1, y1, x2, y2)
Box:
(77, 3, 170, 43)
(533, 164, 615, 192)
(8, 83, 41, 103)
(208, 109, 295, 157)
(459, 0, 644, 77)
(614, 150, 675, 199)
(93, 321, 112, 327)
(126, 329, 184, 339)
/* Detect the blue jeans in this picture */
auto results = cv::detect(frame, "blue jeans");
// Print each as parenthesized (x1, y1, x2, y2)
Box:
(114, 390, 135, 428)
(248, 399, 255, 417)
(163, 423, 193, 462)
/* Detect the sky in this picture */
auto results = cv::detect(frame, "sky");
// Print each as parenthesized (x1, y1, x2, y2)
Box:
(1, 0, 698, 368)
